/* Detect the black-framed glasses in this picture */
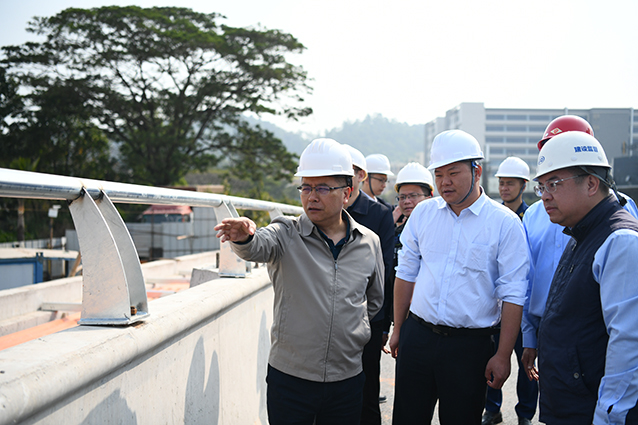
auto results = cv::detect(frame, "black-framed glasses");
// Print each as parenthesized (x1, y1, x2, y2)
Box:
(396, 193, 426, 202)
(370, 176, 388, 184)
(297, 185, 348, 196)
(534, 174, 587, 197)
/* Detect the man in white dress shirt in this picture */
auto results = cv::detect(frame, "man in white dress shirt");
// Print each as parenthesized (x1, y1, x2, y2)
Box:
(389, 130, 529, 425)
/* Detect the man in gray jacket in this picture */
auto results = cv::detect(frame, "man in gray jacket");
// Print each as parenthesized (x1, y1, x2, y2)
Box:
(215, 138, 385, 425)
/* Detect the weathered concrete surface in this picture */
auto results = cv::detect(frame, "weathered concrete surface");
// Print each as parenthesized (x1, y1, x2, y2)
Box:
(0, 265, 273, 425)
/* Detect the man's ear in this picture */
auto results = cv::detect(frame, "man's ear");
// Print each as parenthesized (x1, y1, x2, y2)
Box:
(343, 186, 353, 204)
(587, 175, 601, 197)
(474, 164, 483, 180)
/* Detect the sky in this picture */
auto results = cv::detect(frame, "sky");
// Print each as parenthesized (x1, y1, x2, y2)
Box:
(1, 0, 637, 134)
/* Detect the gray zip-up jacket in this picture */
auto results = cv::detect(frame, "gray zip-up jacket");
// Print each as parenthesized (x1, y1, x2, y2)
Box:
(231, 211, 384, 382)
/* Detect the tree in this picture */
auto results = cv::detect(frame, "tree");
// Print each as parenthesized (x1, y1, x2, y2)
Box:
(0, 77, 118, 180)
(2, 6, 311, 186)
(8, 157, 39, 242)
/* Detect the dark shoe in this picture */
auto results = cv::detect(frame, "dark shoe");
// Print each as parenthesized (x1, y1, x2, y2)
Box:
(518, 417, 532, 425)
(481, 410, 503, 425)
(379, 395, 387, 404)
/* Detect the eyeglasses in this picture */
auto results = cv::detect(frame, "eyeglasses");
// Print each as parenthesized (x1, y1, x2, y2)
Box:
(370, 176, 388, 184)
(534, 174, 587, 197)
(297, 185, 348, 196)
(396, 193, 426, 202)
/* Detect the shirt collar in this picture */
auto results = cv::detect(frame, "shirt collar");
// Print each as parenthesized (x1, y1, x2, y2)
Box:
(316, 218, 350, 247)
(501, 200, 529, 219)
(300, 210, 362, 241)
(361, 191, 375, 201)
(440, 186, 487, 217)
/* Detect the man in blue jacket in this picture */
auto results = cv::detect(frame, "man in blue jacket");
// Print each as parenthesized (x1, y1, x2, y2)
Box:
(483, 156, 537, 425)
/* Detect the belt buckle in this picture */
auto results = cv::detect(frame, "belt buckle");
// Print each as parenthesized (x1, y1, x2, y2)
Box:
(431, 325, 449, 336)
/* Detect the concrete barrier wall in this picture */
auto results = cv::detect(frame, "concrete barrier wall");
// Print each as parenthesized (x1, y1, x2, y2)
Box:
(0, 266, 274, 425)
(0, 251, 220, 337)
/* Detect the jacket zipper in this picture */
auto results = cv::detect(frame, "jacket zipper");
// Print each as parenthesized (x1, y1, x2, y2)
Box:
(319, 236, 339, 381)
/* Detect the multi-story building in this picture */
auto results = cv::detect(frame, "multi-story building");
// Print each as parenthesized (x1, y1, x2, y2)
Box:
(424, 103, 637, 200)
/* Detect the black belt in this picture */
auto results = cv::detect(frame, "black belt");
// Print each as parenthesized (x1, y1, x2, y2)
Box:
(409, 312, 500, 337)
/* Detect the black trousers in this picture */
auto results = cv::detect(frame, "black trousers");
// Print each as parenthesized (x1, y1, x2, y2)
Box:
(485, 330, 538, 419)
(360, 320, 384, 425)
(266, 365, 365, 425)
(392, 314, 494, 425)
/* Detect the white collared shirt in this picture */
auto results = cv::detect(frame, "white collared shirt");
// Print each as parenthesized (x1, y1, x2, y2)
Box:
(396, 190, 529, 328)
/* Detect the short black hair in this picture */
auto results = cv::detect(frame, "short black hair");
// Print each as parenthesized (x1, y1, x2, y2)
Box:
(334, 175, 353, 189)
(397, 183, 433, 197)
(420, 184, 433, 196)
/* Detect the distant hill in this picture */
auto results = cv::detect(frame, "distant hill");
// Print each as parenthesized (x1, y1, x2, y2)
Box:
(244, 114, 426, 168)
(323, 115, 425, 165)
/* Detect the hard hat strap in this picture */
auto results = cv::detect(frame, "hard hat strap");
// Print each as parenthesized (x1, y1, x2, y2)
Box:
(516, 182, 527, 200)
(578, 166, 627, 207)
(451, 161, 477, 205)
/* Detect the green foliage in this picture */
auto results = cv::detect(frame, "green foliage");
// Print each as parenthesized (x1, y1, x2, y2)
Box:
(1, 78, 118, 179)
(185, 166, 300, 228)
(0, 198, 70, 243)
(2, 6, 311, 186)
(220, 121, 298, 182)
(0, 67, 22, 133)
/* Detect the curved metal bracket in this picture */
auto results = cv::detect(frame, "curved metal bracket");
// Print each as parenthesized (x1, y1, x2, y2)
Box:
(68, 189, 149, 325)
(214, 200, 249, 277)
(268, 207, 283, 220)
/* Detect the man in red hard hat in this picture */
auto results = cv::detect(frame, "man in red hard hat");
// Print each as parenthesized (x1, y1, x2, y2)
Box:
(536, 114, 594, 151)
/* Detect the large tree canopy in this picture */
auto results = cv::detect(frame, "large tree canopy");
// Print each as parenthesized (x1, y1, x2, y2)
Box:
(2, 6, 310, 185)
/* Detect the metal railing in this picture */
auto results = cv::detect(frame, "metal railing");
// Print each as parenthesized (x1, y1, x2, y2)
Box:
(0, 168, 303, 326)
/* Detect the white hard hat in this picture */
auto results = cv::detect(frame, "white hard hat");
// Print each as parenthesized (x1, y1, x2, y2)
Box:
(534, 132, 610, 181)
(395, 162, 434, 192)
(295, 138, 354, 177)
(365, 154, 394, 176)
(342, 144, 367, 173)
(495, 157, 530, 181)
(428, 130, 484, 170)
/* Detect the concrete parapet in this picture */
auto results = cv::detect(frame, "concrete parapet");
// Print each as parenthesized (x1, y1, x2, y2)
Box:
(0, 276, 83, 323)
(0, 266, 273, 425)
(0, 251, 222, 337)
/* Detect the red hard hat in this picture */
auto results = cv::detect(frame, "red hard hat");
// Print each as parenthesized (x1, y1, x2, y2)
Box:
(538, 115, 594, 151)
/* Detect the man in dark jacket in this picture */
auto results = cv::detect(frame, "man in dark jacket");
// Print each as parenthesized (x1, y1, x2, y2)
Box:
(534, 131, 638, 424)
(343, 144, 394, 425)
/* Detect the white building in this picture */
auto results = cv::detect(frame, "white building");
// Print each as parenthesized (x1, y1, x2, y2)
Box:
(424, 103, 637, 199)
